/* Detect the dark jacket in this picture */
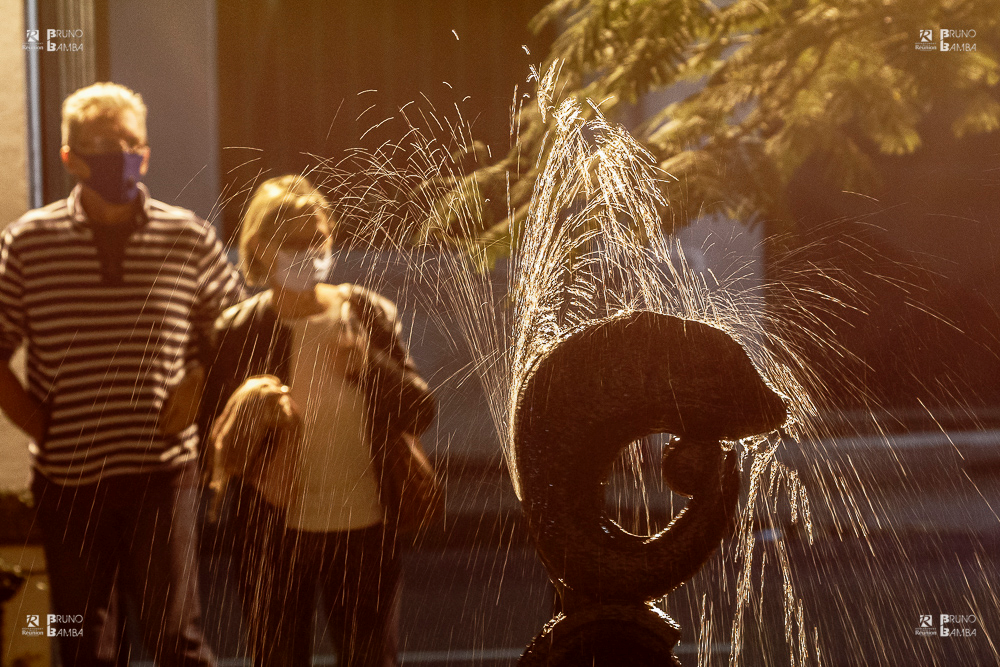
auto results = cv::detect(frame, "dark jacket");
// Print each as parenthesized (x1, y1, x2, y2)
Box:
(201, 286, 436, 514)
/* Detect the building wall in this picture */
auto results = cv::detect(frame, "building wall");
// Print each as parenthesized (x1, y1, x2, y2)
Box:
(0, 3, 46, 661)
(0, 0, 28, 227)
(0, 0, 32, 492)
(108, 0, 221, 220)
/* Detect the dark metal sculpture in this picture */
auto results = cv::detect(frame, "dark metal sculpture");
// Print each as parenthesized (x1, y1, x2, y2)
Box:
(513, 311, 787, 665)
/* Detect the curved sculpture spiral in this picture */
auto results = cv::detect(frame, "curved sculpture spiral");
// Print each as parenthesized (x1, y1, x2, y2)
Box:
(512, 310, 787, 609)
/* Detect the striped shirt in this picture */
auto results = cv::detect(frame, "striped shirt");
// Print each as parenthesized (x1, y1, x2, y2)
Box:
(0, 184, 243, 486)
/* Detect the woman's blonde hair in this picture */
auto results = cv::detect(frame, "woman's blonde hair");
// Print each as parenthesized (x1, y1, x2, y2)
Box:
(62, 82, 147, 148)
(240, 175, 331, 286)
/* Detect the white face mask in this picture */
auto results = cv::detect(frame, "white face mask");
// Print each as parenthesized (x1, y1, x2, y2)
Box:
(272, 248, 333, 292)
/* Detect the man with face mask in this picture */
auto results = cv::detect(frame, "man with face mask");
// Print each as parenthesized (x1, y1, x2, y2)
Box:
(0, 83, 241, 666)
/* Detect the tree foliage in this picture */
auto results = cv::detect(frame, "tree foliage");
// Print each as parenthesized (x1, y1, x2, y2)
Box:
(424, 0, 1000, 251)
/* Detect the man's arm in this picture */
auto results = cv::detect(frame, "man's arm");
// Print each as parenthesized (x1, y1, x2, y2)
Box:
(160, 363, 205, 436)
(0, 227, 38, 438)
(191, 222, 245, 342)
(0, 360, 45, 441)
(161, 221, 244, 435)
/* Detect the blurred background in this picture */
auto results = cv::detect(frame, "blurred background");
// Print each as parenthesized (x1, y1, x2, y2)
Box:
(1, 1, 998, 665)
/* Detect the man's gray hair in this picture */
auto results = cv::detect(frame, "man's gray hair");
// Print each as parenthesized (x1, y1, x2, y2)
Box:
(61, 82, 147, 148)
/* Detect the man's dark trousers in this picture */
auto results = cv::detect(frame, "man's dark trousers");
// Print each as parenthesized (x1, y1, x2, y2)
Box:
(32, 465, 217, 667)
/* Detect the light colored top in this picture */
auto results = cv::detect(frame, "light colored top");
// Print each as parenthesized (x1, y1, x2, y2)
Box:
(282, 300, 383, 532)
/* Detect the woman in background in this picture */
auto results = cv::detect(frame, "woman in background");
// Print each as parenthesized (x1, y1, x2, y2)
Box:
(204, 175, 436, 667)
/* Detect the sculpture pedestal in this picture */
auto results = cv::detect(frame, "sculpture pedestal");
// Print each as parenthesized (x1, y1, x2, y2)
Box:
(520, 604, 682, 667)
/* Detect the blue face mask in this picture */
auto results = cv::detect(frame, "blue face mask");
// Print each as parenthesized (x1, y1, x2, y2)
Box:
(79, 151, 145, 204)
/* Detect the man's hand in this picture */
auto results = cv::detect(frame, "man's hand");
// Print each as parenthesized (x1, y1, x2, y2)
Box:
(0, 362, 46, 442)
(160, 364, 206, 436)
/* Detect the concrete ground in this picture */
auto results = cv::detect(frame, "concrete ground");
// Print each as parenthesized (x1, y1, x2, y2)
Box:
(3, 428, 999, 666)
(172, 430, 1000, 665)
